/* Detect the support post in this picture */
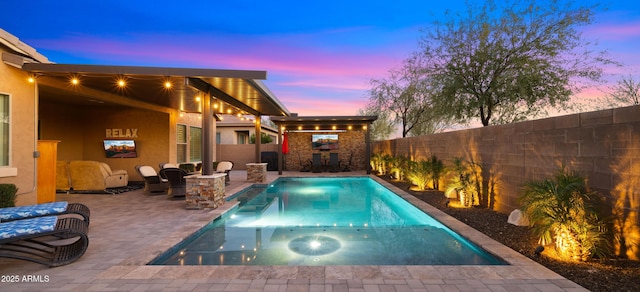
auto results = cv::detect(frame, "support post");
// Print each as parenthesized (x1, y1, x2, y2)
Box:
(278, 125, 283, 175)
(254, 115, 261, 163)
(202, 89, 213, 175)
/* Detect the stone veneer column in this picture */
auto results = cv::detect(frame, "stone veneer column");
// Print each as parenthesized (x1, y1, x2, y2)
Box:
(246, 163, 268, 182)
(185, 174, 226, 209)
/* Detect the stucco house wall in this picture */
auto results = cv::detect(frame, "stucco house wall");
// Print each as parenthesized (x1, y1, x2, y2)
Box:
(0, 32, 48, 205)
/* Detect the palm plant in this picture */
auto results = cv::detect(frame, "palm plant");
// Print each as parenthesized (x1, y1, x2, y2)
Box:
(519, 167, 609, 261)
(406, 159, 431, 190)
(444, 157, 479, 207)
(388, 155, 409, 181)
(370, 153, 385, 174)
(429, 155, 444, 190)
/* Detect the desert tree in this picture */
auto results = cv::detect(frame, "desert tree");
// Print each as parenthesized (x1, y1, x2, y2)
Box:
(368, 54, 451, 137)
(357, 105, 396, 141)
(606, 75, 640, 107)
(418, 0, 611, 126)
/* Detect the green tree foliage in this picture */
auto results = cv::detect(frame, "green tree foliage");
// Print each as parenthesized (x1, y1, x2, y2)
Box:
(519, 167, 610, 261)
(249, 132, 273, 144)
(418, 0, 610, 126)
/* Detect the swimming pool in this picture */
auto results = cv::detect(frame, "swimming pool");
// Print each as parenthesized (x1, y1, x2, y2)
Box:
(150, 177, 506, 266)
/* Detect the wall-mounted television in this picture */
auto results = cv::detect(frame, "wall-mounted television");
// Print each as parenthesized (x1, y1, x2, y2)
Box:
(312, 134, 338, 150)
(103, 140, 138, 158)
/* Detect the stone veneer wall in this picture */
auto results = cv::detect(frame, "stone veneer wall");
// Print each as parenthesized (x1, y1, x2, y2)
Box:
(285, 131, 367, 171)
(372, 105, 640, 260)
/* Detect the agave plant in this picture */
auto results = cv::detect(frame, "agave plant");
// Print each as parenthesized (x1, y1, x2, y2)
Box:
(519, 167, 610, 261)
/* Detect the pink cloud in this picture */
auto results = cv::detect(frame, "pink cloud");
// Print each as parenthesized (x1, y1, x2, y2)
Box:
(587, 21, 640, 41)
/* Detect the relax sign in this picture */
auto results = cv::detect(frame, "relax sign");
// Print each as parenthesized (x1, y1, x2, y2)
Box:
(106, 128, 138, 138)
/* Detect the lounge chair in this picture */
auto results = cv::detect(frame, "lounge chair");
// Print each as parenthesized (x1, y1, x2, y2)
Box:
(0, 216, 89, 267)
(135, 165, 170, 195)
(159, 167, 189, 198)
(214, 161, 234, 185)
(0, 201, 90, 225)
(328, 153, 341, 173)
(311, 153, 323, 173)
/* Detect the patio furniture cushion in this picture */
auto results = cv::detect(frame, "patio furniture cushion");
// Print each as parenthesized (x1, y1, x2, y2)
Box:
(0, 202, 90, 224)
(0, 202, 68, 222)
(0, 216, 58, 239)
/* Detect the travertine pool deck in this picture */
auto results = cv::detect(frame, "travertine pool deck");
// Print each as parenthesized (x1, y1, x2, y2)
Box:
(0, 171, 587, 291)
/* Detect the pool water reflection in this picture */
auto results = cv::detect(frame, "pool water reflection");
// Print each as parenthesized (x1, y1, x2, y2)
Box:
(150, 177, 506, 266)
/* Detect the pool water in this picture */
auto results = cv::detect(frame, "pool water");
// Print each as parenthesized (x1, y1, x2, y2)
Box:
(150, 177, 506, 266)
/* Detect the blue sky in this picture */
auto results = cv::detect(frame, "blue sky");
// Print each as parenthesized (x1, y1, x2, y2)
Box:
(1, 0, 639, 117)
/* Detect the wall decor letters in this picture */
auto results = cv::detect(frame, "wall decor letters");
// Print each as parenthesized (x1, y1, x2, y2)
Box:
(106, 128, 138, 138)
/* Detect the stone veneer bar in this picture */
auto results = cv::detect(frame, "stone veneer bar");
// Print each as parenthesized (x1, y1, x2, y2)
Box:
(246, 162, 267, 182)
(184, 174, 226, 209)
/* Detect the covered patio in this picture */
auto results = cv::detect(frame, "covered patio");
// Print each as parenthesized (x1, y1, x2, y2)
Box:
(4, 55, 291, 177)
(271, 115, 377, 175)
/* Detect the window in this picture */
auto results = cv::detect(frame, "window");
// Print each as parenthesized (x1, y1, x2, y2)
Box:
(236, 131, 249, 144)
(216, 132, 221, 144)
(176, 124, 187, 163)
(189, 126, 202, 162)
(0, 94, 9, 166)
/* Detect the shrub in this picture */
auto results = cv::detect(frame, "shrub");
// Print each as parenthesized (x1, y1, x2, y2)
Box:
(519, 167, 610, 261)
(0, 183, 18, 208)
(179, 163, 195, 172)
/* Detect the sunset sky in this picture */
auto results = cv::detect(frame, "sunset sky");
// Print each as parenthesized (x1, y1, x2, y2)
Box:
(1, 0, 638, 119)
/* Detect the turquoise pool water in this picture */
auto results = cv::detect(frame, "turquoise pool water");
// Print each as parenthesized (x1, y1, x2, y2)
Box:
(150, 177, 506, 266)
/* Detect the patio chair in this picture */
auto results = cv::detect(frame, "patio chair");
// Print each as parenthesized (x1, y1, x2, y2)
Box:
(311, 153, 323, 173)
(135, 165, 170, 195)
(0, 201, 90, 225)
(159, 162, 178, 169)
(214, 161, 234, 185)
(0, 216, 89, 267)
(159, 167, 189, 198)
(328, 153, 341, 172)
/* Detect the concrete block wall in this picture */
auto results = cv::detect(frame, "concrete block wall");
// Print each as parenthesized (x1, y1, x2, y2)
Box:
(372, 105, 640, 260)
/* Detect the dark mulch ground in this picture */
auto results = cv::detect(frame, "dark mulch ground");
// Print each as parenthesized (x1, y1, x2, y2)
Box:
(384, 178, 640, 292)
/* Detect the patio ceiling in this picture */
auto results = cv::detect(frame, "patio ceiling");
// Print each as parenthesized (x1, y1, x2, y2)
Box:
(270, 115, 378, 131)
(21, 63, 290, 117)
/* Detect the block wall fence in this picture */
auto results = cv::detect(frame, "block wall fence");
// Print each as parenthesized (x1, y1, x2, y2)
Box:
(371, 105, 640, 260)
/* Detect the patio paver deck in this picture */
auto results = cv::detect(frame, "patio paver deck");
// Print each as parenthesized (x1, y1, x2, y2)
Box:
(0, 170, 587, 291)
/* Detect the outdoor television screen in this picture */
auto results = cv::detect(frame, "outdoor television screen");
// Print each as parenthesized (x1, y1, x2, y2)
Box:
(103, 140, 138, 158)
(312, 134, 338, 150)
